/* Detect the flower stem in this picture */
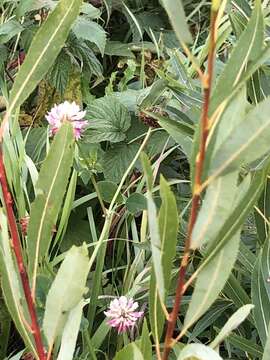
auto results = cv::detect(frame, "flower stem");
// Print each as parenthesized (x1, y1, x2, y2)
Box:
(0, 146, 47, 360)
(161, 5, 219, 359)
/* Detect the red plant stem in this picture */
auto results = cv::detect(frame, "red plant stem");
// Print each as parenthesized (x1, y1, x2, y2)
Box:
(162, 8, 218, 360)
(0, 146, 47, 360)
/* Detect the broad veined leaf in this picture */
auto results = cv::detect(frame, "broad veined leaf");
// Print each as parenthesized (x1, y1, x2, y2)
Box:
(210, 98, 270, 178)
(160, 0, 192, 44)
(210, 304, 254, 349)
(126, 193, 147, 214)
(210, 0, 264, 114)
(43, 244, 89, 348)
(191, 171, 238, 250)
(85, 97, 131, 143)
(8, 0, 82, 114)
(0, 211, 36, 357)
(177, 344, 222, 360)
(57, 300, 87, 360)
(0, 20, 24, 44)
(102, 143, 140, 183)
(114, 342, 144, 360)
(149, 176, 179, 340)
(27, 123, 74, 280)
(72, 17, 106, 55)
(183, 231, 240, 334)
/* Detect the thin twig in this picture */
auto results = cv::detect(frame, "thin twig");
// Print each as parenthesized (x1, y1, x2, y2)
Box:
(161, 4, 219, 359)
(0, 146, 47, 360)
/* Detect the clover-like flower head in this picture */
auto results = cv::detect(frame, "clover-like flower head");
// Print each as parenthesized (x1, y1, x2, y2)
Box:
(46, 101, 87, 139)
(104, 296, 143, 333)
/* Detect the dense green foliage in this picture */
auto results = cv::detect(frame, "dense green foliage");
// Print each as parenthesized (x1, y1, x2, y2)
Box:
(1, 0, 270, 359)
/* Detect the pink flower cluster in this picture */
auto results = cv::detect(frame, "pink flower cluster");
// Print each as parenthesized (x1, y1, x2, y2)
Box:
(104, 296, 143, 333)
(45, 101, 88, 139)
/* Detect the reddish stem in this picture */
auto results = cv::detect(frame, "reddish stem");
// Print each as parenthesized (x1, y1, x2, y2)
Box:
(0, 146, 47, 360)
(162, 9, 218, 360)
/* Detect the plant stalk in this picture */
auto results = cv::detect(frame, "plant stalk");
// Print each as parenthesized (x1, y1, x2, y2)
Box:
(162, 6, 219, 360)
(0, 146, 47, 360)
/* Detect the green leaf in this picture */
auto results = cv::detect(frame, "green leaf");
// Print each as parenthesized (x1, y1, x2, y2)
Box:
(154, 113, 193, 158)
(191, 172, 238, 249)
(139, 80, 168, 108)
(85, 97, 131, 143)
(138, 320, 152, 360)
(210, 98, 270, 178)
(80, 2, 101, 19)
(27, 123, 75, 279)
(57, 300, 86, 360)
(149, 176, 179, 340)
(227, 332, 263, 358)
(0, 20, 24, 44)
(105, 41, 135, 58)
(43, 244, 89, 348)
(72, 17, 106, 55)
(126, 193, 147, 214)
(252, 243, 270, 345)
(160, 0, 192, 44)
(114, 343, 144, 360)
(97, 180, 123, 203)
(8, 0, 82, 113)
(210, 304, 254, 349)
(102, 143, 140, 183)
(183, 231, 240, 334)
(255, 176, 270, 244)
(0, 211, 36, 357)
(178, 344, 222, 360)
(263, 324, 270, 360)
(210, 0, 264, 114)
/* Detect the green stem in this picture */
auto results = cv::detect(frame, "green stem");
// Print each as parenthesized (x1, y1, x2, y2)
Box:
(87, 128, 152, 335)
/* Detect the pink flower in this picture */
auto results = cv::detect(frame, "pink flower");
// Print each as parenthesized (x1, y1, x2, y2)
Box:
(104, 296, 143, 333)
(45, 101, 87, 139)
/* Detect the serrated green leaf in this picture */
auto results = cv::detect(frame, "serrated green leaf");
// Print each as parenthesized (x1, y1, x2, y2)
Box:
(27, 123, 75, 279)
(97, 180, 123, 203)
(126, 193, 147, 214)
(73, 17, 106, 55)
(102, 143, 140, 183)
(8, 0, 82, 114)
(85, 97, 131, 143)
(43, 244, 89, 348)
